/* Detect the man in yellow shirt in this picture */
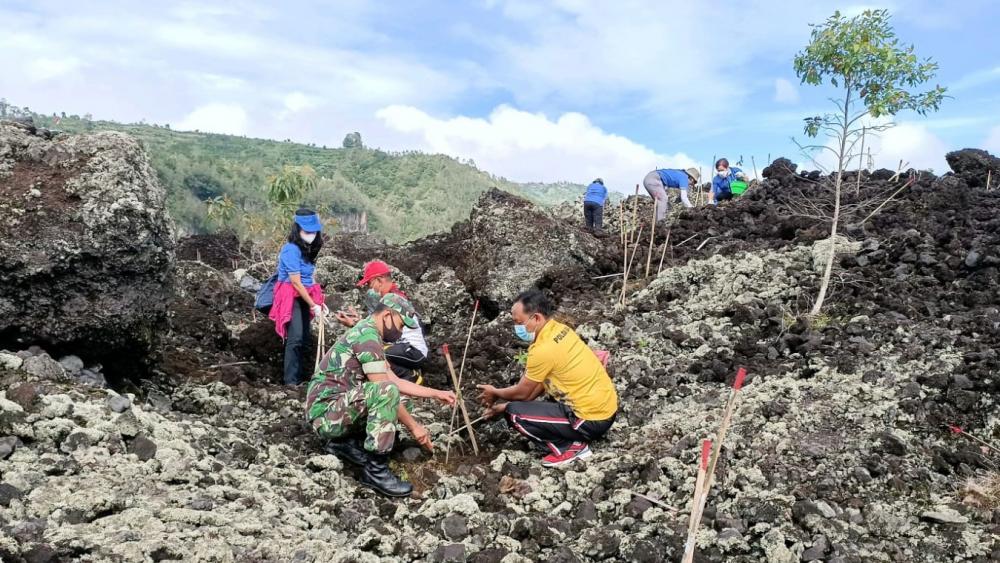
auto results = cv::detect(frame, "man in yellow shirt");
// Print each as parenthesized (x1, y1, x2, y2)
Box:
(477, 289, 618, 467)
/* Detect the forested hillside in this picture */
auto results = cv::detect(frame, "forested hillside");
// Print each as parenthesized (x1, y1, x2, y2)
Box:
(23, 111, 583, 241)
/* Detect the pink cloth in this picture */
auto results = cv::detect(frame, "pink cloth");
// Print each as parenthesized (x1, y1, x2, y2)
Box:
(269, 281, 324, 339)
(593, 349, 610, 367)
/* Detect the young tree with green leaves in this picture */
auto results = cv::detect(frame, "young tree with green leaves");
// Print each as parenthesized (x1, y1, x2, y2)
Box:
(794, 8, 946, 316)
(266, 164, 317, 210)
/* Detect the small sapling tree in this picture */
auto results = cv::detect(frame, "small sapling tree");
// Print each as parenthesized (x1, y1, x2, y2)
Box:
(794, 9, 946, 316)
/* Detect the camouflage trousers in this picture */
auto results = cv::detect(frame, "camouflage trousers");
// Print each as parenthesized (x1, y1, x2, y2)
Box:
(309, 381, 400, 453)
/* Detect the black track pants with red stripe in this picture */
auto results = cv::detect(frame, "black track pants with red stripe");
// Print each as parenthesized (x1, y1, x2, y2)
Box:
(505, 401, 615, 455)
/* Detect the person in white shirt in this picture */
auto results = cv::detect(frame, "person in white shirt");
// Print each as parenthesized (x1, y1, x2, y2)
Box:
(335, 260, 429, 383)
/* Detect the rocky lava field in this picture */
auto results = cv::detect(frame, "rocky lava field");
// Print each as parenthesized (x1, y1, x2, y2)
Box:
(1, 121, 999, 562)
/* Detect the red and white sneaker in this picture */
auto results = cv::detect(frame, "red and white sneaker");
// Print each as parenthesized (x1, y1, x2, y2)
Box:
(541, 443, 592, 467)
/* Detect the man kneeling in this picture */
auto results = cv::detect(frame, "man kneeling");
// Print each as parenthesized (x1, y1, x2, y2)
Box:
(306, 294, 455, 496)
(477, 289, 618, 467)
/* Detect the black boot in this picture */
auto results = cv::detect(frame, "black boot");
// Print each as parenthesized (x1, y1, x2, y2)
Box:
(324, 437, 369, 467)
(360, 453, 413, 497)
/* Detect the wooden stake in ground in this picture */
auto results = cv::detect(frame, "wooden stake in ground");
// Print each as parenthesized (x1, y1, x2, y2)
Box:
(448, 414, 490, 436)
(685, 367, 749, 556)
(442, 344, 479, 457)
(656, 227, 672, 276)
(313, 315, 326, 373)
(629, 184, 640, 245)
(683, 439, 712, 563)
(447, 301, 480, 455)
(620, 225, 643, 306)
(644, 200, 657, 278)
(987, 170, 992, 191)
(704, 368, 747, 492)
(856, 126, 867, 195)
(751, 156, 758, 186)
(619, 200, 625, 247)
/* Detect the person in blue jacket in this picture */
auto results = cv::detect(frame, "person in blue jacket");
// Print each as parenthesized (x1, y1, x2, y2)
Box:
(642, 167, 701, 222)
(583, 178, 608, 233)
(711, 158, 748, 205)
(269, 209, 326, 385)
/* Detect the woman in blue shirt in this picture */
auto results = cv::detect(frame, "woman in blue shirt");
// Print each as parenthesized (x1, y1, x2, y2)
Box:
(711, 158, 748, 204)
(269, 209, 326, 385)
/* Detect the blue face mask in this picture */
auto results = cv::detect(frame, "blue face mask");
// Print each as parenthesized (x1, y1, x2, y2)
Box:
(514, 324, 535, 342)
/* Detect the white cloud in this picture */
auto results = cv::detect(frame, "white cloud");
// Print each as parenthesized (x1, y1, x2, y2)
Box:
(801, 120, 948, 174)
(479, 1, 845, 126)
(25, 57, 83, 82)
(176, 103, 249, 135)
(284, 92, 314, 113)
(376, 104, 701, 191)
(951, 66, 1000, 92)
(774, 78, 800, 104)
(984, 125, 1000, 154)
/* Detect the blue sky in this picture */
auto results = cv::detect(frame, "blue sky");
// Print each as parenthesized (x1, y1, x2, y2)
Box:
(2, 0, 999, 191)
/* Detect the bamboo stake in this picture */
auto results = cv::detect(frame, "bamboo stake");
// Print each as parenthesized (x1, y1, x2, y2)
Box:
(860, 174, 917, 225)
(449, 414, 489, 436)
(313, 314, 326, 372)
(656, 227, 671, 276)
(620, 214, 628, 302)
(619, 201, 625, 247)
(446, 301, 480, 455)
(675, 233, 699, 247)
(206, 361, 254, 370)
(442, 344, 479, 457)
(629, 184, 640, 245)
(947, 424, 1000, 454)
(688, 367, 748, 555)
(683, 439, 712, 563)
(620, 225, 643, 305)
(751, 156, 758, 185)
(629, 491, 679, 512)
(856, 126, 866, 195)
(987, 170, 992, 191)
(703, 368, 747, 493)
(644, 200, 656, 277)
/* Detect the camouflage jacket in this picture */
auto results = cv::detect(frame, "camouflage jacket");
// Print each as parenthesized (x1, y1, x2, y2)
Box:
(306, 317, 387, 406)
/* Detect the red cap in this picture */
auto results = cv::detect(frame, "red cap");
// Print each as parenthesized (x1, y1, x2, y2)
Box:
(442, 343, 450, 356)
(357, 260, 391, 287)
(734, 367, 747, 391)
(701, 440, 712, 470)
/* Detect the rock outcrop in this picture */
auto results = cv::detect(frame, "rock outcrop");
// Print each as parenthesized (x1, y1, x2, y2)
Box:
(946, 148, 1000, 188)
(0, 121, 175, 377)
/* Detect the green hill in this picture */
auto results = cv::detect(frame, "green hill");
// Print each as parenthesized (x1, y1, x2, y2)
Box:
(25, 113, 583, 242)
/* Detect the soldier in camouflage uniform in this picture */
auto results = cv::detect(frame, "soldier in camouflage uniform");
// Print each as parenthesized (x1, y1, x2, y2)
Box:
(307, 293, 455, 497)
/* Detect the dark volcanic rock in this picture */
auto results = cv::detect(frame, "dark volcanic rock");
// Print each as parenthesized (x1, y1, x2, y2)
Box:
(0, 122, 175, 378)
(946, 148, 1000, 187)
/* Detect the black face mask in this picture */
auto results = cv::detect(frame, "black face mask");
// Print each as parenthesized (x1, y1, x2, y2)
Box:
(382, 317, 403, 343)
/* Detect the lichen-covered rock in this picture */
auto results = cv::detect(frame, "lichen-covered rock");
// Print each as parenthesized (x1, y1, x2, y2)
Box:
(0, 122, 175, 377)
(396, 189, 615, 312)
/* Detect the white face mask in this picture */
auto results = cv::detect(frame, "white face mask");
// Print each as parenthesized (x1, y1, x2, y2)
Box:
(717, 168, 729, 177)
(301, 231, 317, 244)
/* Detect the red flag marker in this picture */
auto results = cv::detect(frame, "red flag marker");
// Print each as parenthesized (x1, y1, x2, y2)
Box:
(733, 367, 747, 391)
(948, 424, 963, 434)
(442, 343, 450, 355)
(700, 439, 712, 470)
